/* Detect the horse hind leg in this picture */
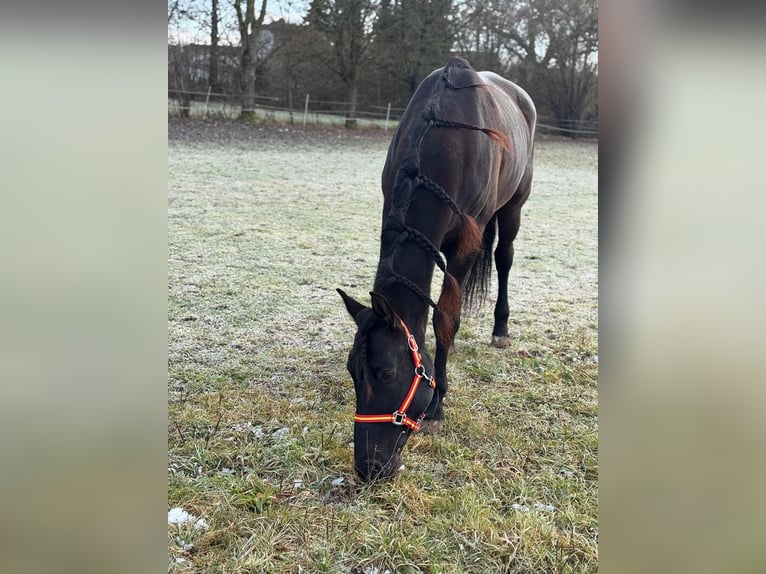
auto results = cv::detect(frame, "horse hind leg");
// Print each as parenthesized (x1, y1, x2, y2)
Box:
(491, 198, 525, 349)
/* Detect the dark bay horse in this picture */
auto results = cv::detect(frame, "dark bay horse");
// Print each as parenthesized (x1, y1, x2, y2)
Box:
(338, 57, 536, 482)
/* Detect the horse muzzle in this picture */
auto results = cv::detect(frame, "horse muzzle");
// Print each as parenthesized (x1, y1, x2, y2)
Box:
(355, 455, 402, 483)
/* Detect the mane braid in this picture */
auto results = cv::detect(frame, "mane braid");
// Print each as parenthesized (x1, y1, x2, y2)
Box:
(403, 226, 448, 274)
(382, 217, 447, 274)
(431, 117, 511, 151)
(415, 174, 462, 216)
(358, 334, 374, 401)
(376, 59, 504, 347)
(381, 273, 438, 310)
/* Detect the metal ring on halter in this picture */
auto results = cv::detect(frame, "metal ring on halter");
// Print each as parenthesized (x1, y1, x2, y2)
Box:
(415, 364, 434, 385)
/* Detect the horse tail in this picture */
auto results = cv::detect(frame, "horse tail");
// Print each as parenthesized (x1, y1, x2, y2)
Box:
(462, 214, 496, 310)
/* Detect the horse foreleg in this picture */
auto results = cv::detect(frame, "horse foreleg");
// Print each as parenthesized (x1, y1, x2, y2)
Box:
(422, 248, 477, 433)
(422, 285, 460, 434)
(420, 334, 450, 434)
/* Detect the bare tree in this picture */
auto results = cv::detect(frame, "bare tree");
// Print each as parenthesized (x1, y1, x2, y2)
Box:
(374, 0, 454, 98)
(263, 20, 333, 123)
(209, 0, 220, 91)
(166, 0, 597, 134)
(169, 1, 181, 22)
(169, 45, 210, 117)
(169, 0, 208, 116)
(308, 0, 378, 127)
(234, 0, 269, 119)
(454, 0, 598, 136)
(538, 0, 598, 134)
(168, 0, 210, 43)
(501, 0, 598, 135)
(452, 0, 508, 71)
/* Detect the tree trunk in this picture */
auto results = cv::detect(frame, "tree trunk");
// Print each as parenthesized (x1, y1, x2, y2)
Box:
(234, 0, 268, 121)
(179, 93, 191, 118)
(209, 0, 219, 91)
(241, 46, 257, 119)
(287, 80, 294, 124)
(345, 80, 359, 128)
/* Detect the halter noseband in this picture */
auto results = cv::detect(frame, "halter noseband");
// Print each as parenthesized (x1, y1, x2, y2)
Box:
(354, 319, 437, 432)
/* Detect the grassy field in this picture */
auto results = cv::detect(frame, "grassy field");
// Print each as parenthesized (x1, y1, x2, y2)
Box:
(168, 120, 598, 573)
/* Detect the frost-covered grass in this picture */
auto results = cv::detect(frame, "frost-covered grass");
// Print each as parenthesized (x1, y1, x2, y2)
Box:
(168, 123, 598, 573)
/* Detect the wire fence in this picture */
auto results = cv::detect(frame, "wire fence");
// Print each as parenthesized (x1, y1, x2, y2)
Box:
(168, 89, 406, 131)
(168, 89, 597, 137)
(535, 114, 599, 136)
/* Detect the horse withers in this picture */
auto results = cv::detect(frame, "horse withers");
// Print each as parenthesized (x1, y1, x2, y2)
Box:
(338, 57, 536, 482)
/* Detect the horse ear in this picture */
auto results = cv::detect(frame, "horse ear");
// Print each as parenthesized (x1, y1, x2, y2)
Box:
(370, 291, 399, 328)
(337, 288, 367, 324)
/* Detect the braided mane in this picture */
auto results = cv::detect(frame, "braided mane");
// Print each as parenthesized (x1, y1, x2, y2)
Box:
(376, 57, 504, 348)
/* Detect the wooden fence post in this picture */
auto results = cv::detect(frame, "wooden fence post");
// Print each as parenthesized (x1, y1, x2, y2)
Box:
(204, 86, 212, 119)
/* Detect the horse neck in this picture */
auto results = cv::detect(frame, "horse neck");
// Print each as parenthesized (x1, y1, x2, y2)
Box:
(373, 242, 436, 340)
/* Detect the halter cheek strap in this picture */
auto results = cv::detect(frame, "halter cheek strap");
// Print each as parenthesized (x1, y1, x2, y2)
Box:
(354, 319, 436, 432)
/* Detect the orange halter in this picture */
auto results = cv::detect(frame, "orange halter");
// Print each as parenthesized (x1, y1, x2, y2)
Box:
(353, 319, 436, 432)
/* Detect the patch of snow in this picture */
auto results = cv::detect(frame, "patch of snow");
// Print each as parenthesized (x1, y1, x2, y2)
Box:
(534, 502, 556, 513)
(168, 507, 193, 524)
(511, 501, 556, 513)
(168, 507, 209, 530)
(232, 422, 264, 439)
(272, 427, 290, 440)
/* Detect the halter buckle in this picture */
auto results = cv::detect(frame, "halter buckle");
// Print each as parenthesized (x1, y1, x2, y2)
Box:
(407, 334, 418, 352)
(392, 411, 406, 426)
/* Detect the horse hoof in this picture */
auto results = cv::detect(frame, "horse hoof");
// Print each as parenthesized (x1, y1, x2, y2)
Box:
(491, 336, 512, 348)
(419, 420, 443, 435)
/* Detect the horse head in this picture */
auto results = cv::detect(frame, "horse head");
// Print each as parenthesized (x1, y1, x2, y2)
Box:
(337, 289, 436, 482)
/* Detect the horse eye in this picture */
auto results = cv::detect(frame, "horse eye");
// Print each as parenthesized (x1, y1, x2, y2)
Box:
(381, 369, 396, 382)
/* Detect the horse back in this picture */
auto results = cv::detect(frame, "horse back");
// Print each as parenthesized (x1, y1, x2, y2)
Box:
(382, 59, 535, 228)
